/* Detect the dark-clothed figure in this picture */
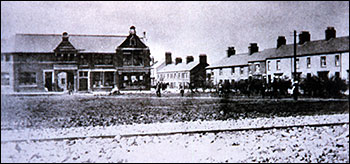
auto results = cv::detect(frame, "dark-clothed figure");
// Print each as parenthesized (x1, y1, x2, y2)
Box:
(179, 84, 184, 97)
(68, 82, 73, 95)
(156, 82, 162, 97)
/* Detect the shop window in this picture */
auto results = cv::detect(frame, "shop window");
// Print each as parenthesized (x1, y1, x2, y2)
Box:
(1, 72, 10, 85)
(19, 72, 36, 85)
(92, 72, 114, 88)
(104, 72, 114, 86)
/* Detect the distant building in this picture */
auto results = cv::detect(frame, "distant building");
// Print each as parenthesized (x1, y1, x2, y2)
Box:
(157, 52, 209, 89)
(206, 44, 257, 85)
(1, 26, 151, 93)
(206, 27, 349, 85)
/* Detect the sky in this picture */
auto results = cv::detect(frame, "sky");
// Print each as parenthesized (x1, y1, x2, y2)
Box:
(1, 1, 349, 64)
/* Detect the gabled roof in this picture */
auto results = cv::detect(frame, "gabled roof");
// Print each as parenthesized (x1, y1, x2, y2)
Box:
(158, 61, 200, 73)
(207, 36, 349, 69)
(2, 33, 130, 53)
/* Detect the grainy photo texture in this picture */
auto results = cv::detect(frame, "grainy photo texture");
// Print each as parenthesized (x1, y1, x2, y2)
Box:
(1, 1, 349, 163)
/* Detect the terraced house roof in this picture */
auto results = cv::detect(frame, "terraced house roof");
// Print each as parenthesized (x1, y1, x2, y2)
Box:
(207, 36, 349, 69)
(158, 61, 199, 73)
(1, 33, 130, 53)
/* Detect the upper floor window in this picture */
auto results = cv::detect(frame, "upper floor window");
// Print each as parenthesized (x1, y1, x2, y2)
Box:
(307, 57, 311, 68)
(267, 61, 271, 71)
(219, 68, 223, 75)
(123, 51, 144, 66)
(94, 54, 113, 65)
(19, 72, 36, 85)
(335, 55, 340, 67)
(276, 60, 281, 70)
(321, 56, 326, 68)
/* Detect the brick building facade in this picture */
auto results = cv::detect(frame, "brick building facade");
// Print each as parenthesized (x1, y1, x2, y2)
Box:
(1, 26, 151, 93)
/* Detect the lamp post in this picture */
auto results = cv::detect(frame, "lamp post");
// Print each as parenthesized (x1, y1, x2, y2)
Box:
(293, 30, 299, 101)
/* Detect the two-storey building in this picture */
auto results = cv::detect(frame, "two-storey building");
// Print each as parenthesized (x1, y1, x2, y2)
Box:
(1, 26, 151, 93)
(157, 52, 209, 89)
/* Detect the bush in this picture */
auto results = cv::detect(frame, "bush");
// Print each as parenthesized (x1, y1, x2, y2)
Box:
(300, 75, 348, 98)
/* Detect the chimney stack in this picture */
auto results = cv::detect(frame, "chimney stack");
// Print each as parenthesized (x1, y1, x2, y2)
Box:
(199, 54, 207, 64)
(175, 57, 182, 65)
(277, 36, 286, 48)
(165, 52, 172, 65)
(227, 47, 236, 57)
(62, 32, 69, 41)
(298, 31, 310, 44)
(248, 43, 259, 55)
(186, 56, 194, 64)
(325, 27, 336, 40)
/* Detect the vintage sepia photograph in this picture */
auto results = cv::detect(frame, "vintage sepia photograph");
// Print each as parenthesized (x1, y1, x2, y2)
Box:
(1, 1, 349, 163)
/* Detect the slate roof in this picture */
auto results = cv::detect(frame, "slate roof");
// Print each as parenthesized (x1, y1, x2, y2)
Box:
(206, 53, 251, 69)
(158, 61, 200, 73)
(207, 36, 349, 69)
(1, 33, 130, 53)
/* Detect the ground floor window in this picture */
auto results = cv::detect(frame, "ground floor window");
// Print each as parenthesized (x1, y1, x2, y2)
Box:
(1, 72, 10, 85)
(19, 72, 36, 85)
(92, 72, 114, 88)
(122, 72, 147, 90)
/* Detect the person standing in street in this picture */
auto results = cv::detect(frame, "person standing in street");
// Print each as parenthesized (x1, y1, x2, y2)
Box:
(179, 83, 184, 97)
(156, 81, 161, 97)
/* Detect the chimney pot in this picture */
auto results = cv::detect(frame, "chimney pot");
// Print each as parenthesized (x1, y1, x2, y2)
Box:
(62, 32, 69, 41)
(325, 26, 336, 40)
(298, 31, 310, 44)
(199, 54, 207, 64)
(227, 47, 236, 57)
(165, 52, 172, 65)
(277, 36, 286, 48)
(248, 43, 259, 55)
(186, 56, 194, 64)
(175, 57, 182, 65)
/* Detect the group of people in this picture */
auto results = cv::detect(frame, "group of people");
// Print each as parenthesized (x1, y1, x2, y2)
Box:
(215, 77, 297, 99)
(155, 81, 185, 97)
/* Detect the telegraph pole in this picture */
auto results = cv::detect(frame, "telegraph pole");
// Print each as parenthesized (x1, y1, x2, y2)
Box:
(293, 30, 299, 100)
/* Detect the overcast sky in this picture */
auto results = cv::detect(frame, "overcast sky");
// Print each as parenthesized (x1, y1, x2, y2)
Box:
(1, 1, 349, 64)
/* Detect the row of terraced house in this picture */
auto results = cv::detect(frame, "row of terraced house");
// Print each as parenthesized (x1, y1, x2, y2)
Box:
(206, 27, 349, 86)
(2, 26, 349, 93)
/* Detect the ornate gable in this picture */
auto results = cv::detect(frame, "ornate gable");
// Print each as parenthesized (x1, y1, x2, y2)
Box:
(54, 32, 77, 53)
(117, 26, 147, 49)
